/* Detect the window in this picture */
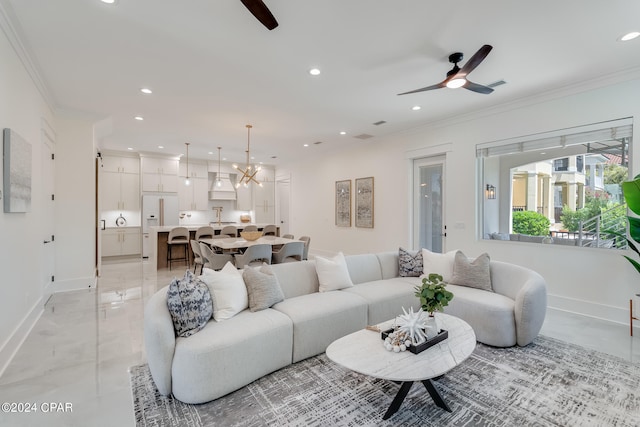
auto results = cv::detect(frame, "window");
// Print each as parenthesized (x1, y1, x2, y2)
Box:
(477, 118, 631, 249)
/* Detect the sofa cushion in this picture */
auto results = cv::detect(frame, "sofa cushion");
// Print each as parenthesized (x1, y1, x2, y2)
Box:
(199, 262, 248, 321)
(316, 252, 354, 292)
(343, 278, 422, 325)
(272, 292, 367, 362)
(421, 249, 456, 282)
(166, 270, 213, 338)
(171, 308, 293, 404)
(243, 264, 285, 312)
(450, 251, 492, 291)
(344, 253, 383, 284)
(376, 251, 400, 279)
(398, 247, 423, 277)
(444, 284, 516, 347)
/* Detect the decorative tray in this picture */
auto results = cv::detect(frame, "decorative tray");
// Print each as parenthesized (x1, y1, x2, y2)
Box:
(381, 328, 448, 354)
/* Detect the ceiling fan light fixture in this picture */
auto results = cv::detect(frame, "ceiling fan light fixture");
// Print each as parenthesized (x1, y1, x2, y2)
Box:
(446, 78, 466, 89)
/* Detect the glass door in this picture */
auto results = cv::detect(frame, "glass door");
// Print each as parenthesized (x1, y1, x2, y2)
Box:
(413, 156, 445, 252)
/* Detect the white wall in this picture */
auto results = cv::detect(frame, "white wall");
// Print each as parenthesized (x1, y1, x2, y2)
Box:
(54, 114, 97, 292)
(0, 10, 55, 372)
(282, 76, 640, 325)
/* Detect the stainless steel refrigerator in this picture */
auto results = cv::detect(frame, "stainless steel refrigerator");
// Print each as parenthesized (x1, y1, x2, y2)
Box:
(142, 194, 179, 258)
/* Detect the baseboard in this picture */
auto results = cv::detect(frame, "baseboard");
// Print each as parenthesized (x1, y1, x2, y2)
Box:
(0, 297, 43, 378)
(51, 275, 97, 293)
(547, 293, 635, 326)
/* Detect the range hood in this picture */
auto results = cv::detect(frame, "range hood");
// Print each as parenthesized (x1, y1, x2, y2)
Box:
(209, 172, 237, 200)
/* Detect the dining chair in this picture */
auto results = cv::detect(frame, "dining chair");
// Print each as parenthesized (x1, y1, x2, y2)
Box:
(220, 225, 237, 237)
(242, 225, 258, 232)
(190, 240, 205, 274)
(234, 244, 272, 269)
(195, 226, 215, 241)
(262, 224, 277, 236)
(299, 236, 311, 260)
(272, 241, 305, 264)
(200, 242, 234, 271)
(167, 227, 190, 270)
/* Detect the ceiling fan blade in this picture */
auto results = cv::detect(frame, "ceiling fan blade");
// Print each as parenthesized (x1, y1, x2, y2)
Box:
(463, 80, 494, 94)
(459, 44, 493, 77)
(240, 0, 278, 30)
(397, 81, 446, 96)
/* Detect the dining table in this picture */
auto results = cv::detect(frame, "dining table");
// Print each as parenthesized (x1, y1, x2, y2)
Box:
(199, 236, 298, 251)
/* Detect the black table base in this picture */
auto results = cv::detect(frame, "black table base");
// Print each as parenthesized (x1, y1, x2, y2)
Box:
(382, 379, 452, 420)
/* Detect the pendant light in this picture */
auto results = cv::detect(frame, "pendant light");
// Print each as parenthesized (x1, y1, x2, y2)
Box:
(215, 146, 223, 187)
(233, 124, 262, 188)
(184, 142, 191, 186)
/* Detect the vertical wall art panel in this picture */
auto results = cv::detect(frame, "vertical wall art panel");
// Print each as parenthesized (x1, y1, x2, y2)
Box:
(355, 177, 374, 228)
(3, 128, 32, 213)
(335, 179, 351, 227)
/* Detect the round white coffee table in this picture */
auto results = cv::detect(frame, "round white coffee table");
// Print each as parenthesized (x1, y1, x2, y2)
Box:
(326, 313, 476, 420)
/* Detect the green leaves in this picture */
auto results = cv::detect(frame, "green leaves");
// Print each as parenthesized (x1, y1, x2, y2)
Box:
(414, 272, 454, 314)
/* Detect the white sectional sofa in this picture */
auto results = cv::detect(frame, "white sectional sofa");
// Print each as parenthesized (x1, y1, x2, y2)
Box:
(144, 251, 547, 404)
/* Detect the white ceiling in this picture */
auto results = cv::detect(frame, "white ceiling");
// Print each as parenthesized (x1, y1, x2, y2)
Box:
(4, 0, 640, 165)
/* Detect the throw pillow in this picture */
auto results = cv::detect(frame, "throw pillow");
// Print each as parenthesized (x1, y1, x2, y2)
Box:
(243, 264, 285, 312)
(398, 247, 423, 277)
(421, 249, 457, 282)
(199, 261, 249, 321)
(449, 251, 493, 292)
(166, 270, 213, 338)
(315, 252, 354, 292)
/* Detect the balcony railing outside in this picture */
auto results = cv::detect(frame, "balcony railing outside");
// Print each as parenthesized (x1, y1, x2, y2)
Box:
(578, 203, 627, 249)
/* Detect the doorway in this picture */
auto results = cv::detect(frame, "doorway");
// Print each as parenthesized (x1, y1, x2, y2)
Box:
(276, 178, 291, 236)
(413, 156, 445, 252)
(41, 128, 55, 300)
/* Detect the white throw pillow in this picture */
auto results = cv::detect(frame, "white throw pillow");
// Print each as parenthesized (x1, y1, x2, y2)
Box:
(421, 249, 457, 282)
(199, 261, 248, 321)
(315, 252, 354, 292)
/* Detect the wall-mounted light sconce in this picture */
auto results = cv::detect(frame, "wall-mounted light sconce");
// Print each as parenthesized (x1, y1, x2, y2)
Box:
(486, 184, 496, 199)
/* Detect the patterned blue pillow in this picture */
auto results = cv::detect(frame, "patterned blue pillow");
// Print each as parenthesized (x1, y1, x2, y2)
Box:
(166, 270, 213, 337)
(398, 247, 423, 277)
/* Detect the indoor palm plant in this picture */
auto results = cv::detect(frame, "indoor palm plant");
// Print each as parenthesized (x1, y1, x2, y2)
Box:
(620, 175, 640, 275)
(414, 273, 454, 338)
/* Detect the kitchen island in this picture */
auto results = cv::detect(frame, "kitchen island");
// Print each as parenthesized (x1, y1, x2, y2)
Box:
(149, 223, 279, 270)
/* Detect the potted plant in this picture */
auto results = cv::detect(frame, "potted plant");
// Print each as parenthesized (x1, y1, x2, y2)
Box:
(620, 175, 640, 276)
(414, 273, 454, 338)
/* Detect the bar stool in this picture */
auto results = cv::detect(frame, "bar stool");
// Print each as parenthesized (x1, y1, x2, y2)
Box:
(167, 227, 190, 270)
(262, 224, 277, 236)
(195, 226, 215, 241)
(220, 225, 237, 237)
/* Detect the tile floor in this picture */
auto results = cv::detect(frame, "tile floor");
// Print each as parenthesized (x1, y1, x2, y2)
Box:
(0, 258, 639, 427)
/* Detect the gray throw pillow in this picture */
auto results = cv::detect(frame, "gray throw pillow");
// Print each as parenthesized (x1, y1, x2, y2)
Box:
(243, 264, 285, 312)
(166, 270, 213, 337)
(450, 251, 493, 292)
(398, 247, 423, 277)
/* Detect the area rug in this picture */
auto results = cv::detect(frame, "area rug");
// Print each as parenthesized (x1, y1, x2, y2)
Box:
(130, 336, 640, 426)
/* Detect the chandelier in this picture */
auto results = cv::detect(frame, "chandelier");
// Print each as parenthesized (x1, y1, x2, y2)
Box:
(233, 124, 262, 188)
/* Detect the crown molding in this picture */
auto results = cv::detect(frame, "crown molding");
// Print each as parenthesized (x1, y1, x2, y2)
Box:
(0, 0, 55, 112)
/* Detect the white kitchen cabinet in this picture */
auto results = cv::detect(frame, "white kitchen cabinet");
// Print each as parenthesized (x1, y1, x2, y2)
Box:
(235, 184, 252, 211)
(102, 227, 141, 257)
(101, 155, 140, 211)
(102, 155, 139, 174)
(142, 157, 179, 192)
(178, 161, 209, 210)
(254, 168, 275, 223)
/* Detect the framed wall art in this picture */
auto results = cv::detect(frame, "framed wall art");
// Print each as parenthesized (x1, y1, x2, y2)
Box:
(335, 179, 351, 227)
(355, 176, 374, 228)
(3, 128, 32, 213)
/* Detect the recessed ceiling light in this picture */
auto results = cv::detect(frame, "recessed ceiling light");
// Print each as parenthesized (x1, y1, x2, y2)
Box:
(620, 31, 640, 41)
(127, 147, 133, 151)
(158, 145, 164, 149)
(140, 88, 152, 94)
(208, 151, 214, 155)
(412, 106, 421, 111)
(134, 116, 144, 121)
(303, 143, 309, 147)
(339, 131, 346, 135)
(309, 68, 321, 76)
(100, 0, 116, 4)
